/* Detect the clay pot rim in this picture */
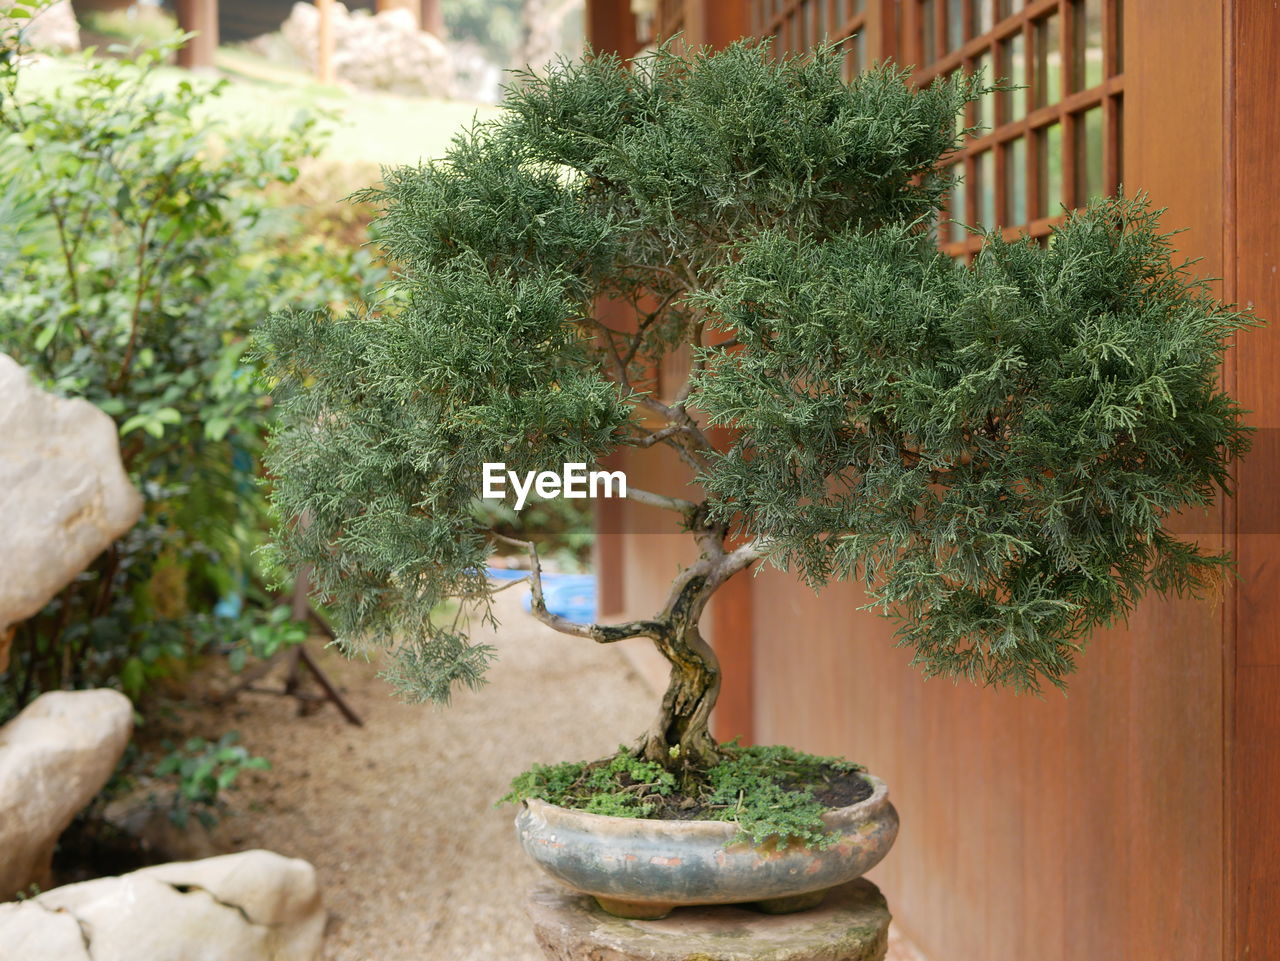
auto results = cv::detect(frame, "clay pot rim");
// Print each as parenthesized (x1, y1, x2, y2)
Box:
(521, 772, 890, 839)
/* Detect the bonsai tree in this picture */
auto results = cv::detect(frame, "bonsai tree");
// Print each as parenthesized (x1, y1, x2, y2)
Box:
(261, 43, 1250, 788)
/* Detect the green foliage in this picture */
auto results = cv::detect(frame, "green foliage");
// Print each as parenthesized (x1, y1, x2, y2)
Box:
(694, 200, 1252, 691)
(445, 0, 521, 65)
(0, 28, 380, 716)
(477, 494, 594, 569)
(260, 40, 1250, 714)
(224, 606, 308, 673)
(503, 748, 677, 817)
(79, 6, 179, 49)
(703, 744, 865, 849)
(152, 732, 271, 830)
(502, 743, 867, 848)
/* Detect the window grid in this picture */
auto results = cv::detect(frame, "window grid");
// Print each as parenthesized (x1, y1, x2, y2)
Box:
(752, 0, 870, 78)
(905, 0, 1125, 260)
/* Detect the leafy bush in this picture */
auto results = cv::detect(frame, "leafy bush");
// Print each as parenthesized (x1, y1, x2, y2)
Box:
(79, 6, 180, 50)
(259, 41, 1250, 779)
(0, 28, 380, 718)
(152, 732, 271, 829)
(222, 606, 308, 673)
(477, 494, 594, 570)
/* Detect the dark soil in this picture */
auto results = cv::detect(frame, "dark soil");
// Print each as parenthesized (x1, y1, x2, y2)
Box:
(808, 765, 875, 810)
(644, 763, 874, 821)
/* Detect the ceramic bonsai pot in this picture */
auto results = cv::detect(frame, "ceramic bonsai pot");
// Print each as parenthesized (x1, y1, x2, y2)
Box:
(515, 773, 899, 920)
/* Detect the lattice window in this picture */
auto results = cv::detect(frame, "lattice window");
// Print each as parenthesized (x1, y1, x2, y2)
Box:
(752, 0, 870, 78)
(906, 0, 1125, 259)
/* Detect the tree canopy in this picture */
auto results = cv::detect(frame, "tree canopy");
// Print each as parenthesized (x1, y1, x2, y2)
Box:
(261, 41, 1251, 716)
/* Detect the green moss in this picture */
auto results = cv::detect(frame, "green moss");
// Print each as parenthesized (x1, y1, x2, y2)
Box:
(502, 749, 676, 818)
(501, 743, 867, 850)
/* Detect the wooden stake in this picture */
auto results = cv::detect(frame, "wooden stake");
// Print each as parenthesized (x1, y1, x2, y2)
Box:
(175, 0, 219, 71)
(377, 0, 420, 22)
(421, 0, 446, 37)
(316, 0, 336, 85)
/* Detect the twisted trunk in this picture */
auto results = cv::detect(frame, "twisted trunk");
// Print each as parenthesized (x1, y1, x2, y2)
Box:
(636, 574, 723, 771)
(516, 520, 760, 777)
(629, 563, 742, 772)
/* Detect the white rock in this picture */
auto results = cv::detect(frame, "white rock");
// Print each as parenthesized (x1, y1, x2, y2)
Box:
(0, 689, 133, 900)
(0, 850, 325, 961)
(2, 0, 80, 53)
(0, 901, 89, 959)
(0, 354, 142, 670)
(279, 0, 454, 97)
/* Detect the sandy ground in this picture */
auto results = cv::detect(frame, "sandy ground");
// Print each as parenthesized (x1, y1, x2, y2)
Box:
(196, 589, 925, 961)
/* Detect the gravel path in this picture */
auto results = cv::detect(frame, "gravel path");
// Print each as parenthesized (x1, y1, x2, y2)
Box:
(206, 589, 926, 961)
(210, 590, 653, 960)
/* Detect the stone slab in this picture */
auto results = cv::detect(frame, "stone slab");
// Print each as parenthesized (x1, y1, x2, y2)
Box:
(0, 353, 142, 670)
(0, 850, 325, 961)
(0, 689, 133, 899)
(527, 878, 890, 961)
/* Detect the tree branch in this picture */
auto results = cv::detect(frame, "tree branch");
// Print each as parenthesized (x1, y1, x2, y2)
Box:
(487, 533, 664, 642)
(626, 486, 698, 514)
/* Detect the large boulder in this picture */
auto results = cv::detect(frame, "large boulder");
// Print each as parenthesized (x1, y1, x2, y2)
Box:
(2, 1, 81, 53)
(0, 689, 133, 900)
(0, 850, 326, 961)
(280, 1, 454, 98)
(0, 353, 142, 670)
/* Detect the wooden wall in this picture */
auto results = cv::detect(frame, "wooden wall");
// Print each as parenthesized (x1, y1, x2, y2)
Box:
(1226, 1, 1280, 957)
(586, 1, 1279, 957)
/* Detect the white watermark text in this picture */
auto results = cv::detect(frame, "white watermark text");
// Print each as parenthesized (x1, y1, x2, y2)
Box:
(482, 462, 627, 511)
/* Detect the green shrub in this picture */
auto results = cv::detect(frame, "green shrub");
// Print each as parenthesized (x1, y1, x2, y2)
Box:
(0, 27, 381, 718)
(152, 732, 271, 830)
(259, 41, 1251, 778)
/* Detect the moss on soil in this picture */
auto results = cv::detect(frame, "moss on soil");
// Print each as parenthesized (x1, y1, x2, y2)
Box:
(502, 742, 871, 850)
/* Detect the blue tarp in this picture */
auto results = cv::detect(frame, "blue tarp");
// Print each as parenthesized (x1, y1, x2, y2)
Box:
(487, 569, 598, 624)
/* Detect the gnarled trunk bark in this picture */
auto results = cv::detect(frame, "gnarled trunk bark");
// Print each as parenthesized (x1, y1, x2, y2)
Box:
(634, 573, 724, 773)
(518, 521, 760, 777)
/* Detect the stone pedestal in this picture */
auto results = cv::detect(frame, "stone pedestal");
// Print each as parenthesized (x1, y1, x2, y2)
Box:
(527, 878, 891, 961)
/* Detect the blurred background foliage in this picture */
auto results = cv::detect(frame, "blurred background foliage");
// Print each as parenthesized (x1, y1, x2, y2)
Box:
(0, 17, 594, 725)
(0, 37, 383, 719)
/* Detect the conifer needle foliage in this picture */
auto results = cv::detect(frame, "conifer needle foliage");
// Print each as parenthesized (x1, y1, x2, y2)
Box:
(260, 40, 1251, 731)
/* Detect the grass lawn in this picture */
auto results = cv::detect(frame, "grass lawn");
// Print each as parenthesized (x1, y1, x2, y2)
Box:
(16, 44, 502, 168)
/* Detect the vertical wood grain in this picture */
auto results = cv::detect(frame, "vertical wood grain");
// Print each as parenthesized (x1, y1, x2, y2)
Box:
(1229, 1, 1280, 956)
(585, 0, 640, 57)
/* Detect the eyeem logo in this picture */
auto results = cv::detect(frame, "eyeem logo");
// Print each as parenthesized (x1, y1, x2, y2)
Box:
(482, 463, 627, 512)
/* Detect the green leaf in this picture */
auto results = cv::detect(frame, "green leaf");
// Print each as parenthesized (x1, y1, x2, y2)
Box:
(118, 413, 150, 436)
(119, 657, 146, 699)
(34, 322, 57, 351)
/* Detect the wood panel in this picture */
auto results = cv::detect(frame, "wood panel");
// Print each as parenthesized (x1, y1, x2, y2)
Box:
(1229, 0, 1280, 956)
(683, 0, 750, 48)
(1116, 7, 1227, 959)
(710, 569, 755, 743)
(752, 584, 1227, 959)
(747, 2, 1234, 959)
(585, 0, 641, 57)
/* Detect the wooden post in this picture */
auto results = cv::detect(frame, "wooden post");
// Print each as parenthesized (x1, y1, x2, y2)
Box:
(315, 0, 336, 85)
(585, 0, 641, 58)
(175, 0, 218, 71)
(420, 0, 446, 37)
(376, 0, 419, 21)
